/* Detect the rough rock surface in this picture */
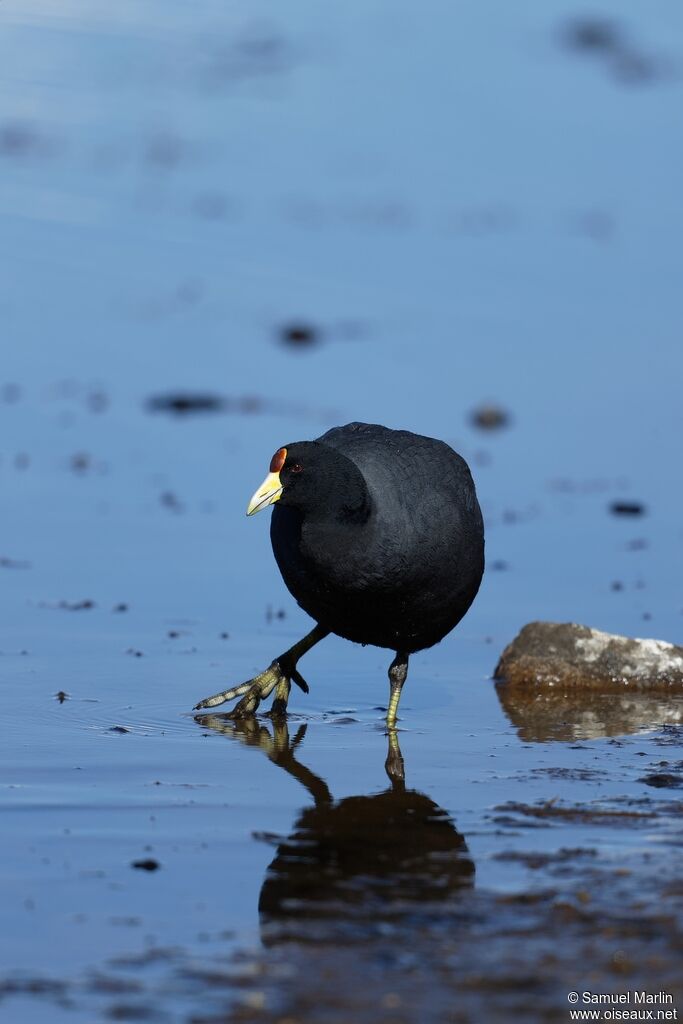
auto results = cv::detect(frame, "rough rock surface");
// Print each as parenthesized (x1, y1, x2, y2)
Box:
(494, 621, 683, 691)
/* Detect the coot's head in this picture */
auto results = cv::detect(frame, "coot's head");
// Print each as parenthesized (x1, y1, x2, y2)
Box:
(246, 442, 370, 522)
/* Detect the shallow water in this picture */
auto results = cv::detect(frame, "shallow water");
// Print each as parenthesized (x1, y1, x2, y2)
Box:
(1, 1, 683, 1021)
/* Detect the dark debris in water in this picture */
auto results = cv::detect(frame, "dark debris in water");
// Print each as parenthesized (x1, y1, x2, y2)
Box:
(562, 18, 623, 53)
(86, 974, 144, 996)
(69, 451, 94, 475)
(0, 555, 31, 569)
(493, 797, 680, 826)
(560, 18, 670, 86)
(39, 598, 96, 611)
(654, 725, 683, 747)
(146, 392, 269, 417)
(159, 490, 184, 514)
(1, 382, 22, 403)
(131, 859, 160, 872)
(279, 321, 321, 349)
(0, 120, 56, 159)
(0, 975, 68, 997)
(469, 403, 511, 432)
(144, 132, 185, 171)
(625, 536, 648, 551)
(639, 773, 683, 789)
(199, 25, 297, 91)
(87, 389, 109, 414)
(146, 392, 227, 416)
(62, 598, 95, 611)
(104, 1002, 160, 1020)
(145, 390, 336, 423)
(493, 847, 597, 871)
(609, 500, 645, 517)
(108, 947, 181, 969)
(266, 605, 286, 623)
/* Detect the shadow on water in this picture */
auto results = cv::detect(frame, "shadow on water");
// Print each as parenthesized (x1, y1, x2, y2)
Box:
(496, 684, 683, 742)
(194, 716, 474, 944)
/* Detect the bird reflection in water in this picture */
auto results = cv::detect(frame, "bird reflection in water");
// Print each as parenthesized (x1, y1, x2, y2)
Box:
(194, 716, 474, 944)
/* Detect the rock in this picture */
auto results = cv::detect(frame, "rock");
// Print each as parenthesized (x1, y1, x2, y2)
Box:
(494, 622, 683, 691)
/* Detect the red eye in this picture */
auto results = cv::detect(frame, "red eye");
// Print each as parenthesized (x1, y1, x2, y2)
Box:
(290, 463, 303, 474)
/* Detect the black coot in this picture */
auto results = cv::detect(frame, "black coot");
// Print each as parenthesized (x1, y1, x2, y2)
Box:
(195, 422, 484, 726)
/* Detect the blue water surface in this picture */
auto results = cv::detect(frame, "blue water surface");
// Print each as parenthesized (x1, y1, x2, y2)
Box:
(1, 2, 682, 1021)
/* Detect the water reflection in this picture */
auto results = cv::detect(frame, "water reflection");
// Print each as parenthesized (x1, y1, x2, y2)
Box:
(496, 684, 683, 742)
(195, 716, 474, 942)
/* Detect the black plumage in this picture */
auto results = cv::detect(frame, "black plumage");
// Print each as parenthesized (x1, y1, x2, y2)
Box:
(271, 422, 484, 653)
(195, 421, 484, 739)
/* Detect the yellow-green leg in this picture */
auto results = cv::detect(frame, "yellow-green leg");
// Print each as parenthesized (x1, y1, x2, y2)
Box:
(193, 624, 329, 717)
(386, 651, 409, 728)
(267, 676, 291, 719)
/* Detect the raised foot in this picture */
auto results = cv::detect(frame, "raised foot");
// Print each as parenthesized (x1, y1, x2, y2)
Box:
(194, 660, 300, 717)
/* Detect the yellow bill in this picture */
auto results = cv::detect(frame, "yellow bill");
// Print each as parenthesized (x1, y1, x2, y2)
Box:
(247, 447, 287, 516)
(247, 471, 283, 516)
